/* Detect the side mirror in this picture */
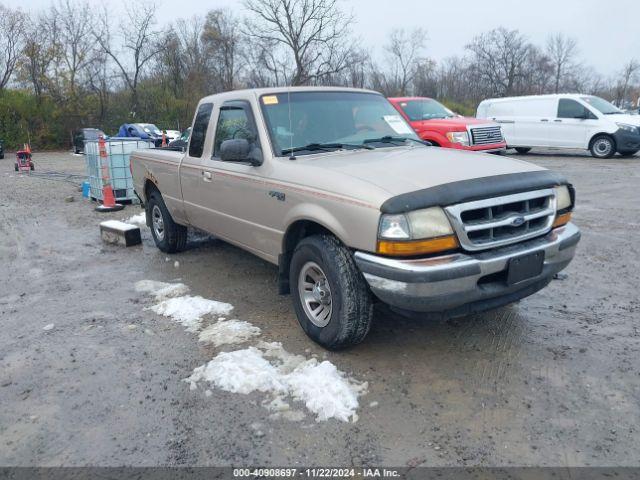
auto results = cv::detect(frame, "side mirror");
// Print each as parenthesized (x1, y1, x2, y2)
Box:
(220, 138, 262, 166)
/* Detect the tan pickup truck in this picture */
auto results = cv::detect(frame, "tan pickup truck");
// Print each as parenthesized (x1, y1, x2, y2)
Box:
(130, 87, 580, 349)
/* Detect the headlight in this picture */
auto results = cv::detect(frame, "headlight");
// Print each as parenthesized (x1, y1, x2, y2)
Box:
(554, 185, 572, 211)
(407, 207, 454, 238)
(445, 131, 470, 146)
(616, 123, 639, 134)
(377, 208, 458, 256)
(378, 214, 410, 240)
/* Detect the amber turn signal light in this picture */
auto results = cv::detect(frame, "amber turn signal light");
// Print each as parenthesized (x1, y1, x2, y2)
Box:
(377, 235, 459, 257)
(552, 212, 572, 228)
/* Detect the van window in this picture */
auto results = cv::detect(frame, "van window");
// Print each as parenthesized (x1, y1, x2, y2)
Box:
(189, 103, 213, 158)
(213, 101, 259, 158)
(557, 99, 587, 119)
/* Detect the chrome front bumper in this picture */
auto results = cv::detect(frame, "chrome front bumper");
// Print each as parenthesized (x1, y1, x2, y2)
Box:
(354, 223, 580, 316)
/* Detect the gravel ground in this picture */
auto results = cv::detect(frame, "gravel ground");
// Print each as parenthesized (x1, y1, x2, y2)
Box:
(0, 149, 638, 467)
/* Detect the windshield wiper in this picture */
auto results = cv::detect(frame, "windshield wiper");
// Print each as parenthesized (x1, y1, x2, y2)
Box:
(281, 142, 373, 156)
(363, 136, 430, 147)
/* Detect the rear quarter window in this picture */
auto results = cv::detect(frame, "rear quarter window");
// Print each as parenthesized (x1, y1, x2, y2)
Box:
(189, 103, 214, 158)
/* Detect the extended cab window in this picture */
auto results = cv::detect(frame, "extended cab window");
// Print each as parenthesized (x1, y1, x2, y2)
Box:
(213, 101, 259, 158)
(557, 99, 591, 119)
(189, 103, 213, 158)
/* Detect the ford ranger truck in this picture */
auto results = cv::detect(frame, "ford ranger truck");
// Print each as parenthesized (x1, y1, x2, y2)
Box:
(130, 87, 580, 350)
(389, 96, 507, 153)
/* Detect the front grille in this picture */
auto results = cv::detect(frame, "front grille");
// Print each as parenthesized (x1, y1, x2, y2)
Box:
(470, 126, 504, 145)
(445, 189, 556, 251)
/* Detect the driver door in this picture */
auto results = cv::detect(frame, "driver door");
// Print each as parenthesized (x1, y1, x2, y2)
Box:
(198, 100, 282, 262)
(547, 98, 595, 148)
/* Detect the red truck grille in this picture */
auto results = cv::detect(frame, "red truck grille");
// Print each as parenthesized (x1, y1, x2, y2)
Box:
(470, 126, 504, 146)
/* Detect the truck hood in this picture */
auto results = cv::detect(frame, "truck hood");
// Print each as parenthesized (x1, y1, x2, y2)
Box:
(295, 146, 547, 206)
(605, 113, 640, 126)
(412, 117, 497, 131)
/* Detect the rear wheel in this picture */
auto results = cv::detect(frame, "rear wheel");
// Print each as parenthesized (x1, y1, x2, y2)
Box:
(290, 234, 373, 350)
(14, 164, 18, 171)
(147, 190, 187, 253)
(515, 147, 531, 154)
(590, 135, 616, 159)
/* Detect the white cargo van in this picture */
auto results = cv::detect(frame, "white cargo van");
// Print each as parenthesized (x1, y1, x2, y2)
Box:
(477, 94, 640, 158)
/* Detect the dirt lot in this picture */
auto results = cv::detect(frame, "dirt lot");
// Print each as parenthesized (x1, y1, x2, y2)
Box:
(0, 149, 639, 467)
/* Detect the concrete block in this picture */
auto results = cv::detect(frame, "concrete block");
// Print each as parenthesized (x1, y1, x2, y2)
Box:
(100, 220, 141, 247)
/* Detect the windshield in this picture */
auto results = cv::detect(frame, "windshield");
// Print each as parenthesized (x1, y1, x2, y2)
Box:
(581, 96, 622, 115)
(260, 91, 420, 156)
(140, 124, 161, 135)
(397, 99, 456, 121)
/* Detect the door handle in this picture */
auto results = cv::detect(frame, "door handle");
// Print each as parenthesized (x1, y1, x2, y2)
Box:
(202, 171, 213, 182)
(554, 119, 563, 123)
(541, 119, 549, 122)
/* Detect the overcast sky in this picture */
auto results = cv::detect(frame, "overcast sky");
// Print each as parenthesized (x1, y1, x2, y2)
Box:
(11, 0, 638, 76)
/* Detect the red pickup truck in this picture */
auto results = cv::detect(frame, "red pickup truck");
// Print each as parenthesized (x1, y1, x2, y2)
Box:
(388, 97, 507, 153)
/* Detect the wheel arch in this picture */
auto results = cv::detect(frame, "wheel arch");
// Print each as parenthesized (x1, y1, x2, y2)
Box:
(278, 218, 346, 295)
(588, 132, 616, 150)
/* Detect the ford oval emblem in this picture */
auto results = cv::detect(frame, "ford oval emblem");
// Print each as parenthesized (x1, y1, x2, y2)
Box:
(511, 216, 526, 227)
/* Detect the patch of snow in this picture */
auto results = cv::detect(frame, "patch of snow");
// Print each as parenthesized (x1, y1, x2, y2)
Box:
(287, 359, 367, 422)
(369, 401, 379, 408)
(187, 347, 287, 394)
(174, 261, 180, 269)
(125, 212, 146, 227)
(135, 280, 189, 300)
(186, 342, 366, 422)
(198, 319, 261, 347)
(43, 323, 55, 331)
(150, 295, 234, 332)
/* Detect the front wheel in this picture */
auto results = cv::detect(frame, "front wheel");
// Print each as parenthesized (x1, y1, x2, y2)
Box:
(515, 147, 531, 154)
(590, 135, 616, 159)
(147, 190, 187, 253)
(290, 234, 373, 350)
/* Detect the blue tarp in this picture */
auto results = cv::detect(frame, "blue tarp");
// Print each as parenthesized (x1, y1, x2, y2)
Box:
(117, 123, 150, 139)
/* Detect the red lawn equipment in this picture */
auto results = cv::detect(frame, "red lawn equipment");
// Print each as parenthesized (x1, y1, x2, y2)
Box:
(15, 146, 34, 172)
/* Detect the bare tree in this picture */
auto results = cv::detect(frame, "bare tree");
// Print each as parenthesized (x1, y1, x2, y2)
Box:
(466, 28, 534, 97)
(202, 9, 244, 91)
(19, 12, 59, 100)
(615, 59, 639, 106)
(379, 28, 427, 96)
(243, 0, 354, 85)
(0, 4, 27, 91)
(94, 2, 163, 115)
(53, 0, 95, 96)
(546, 33, 578, 93)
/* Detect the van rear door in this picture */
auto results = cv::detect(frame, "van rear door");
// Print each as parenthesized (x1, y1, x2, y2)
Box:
(484, 101, 516, 143)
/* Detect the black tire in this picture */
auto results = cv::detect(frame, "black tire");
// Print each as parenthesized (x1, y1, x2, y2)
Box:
(0, 154, 4, 159)
(14, 164, 18, 172)
(30, 164, 34, 171)
(289, 234, 373, 350)
(515, 147, 531, 154)
(618, 150, 639, 157)
(147, 189, 187, 253)
(590, 135, 616, 159)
